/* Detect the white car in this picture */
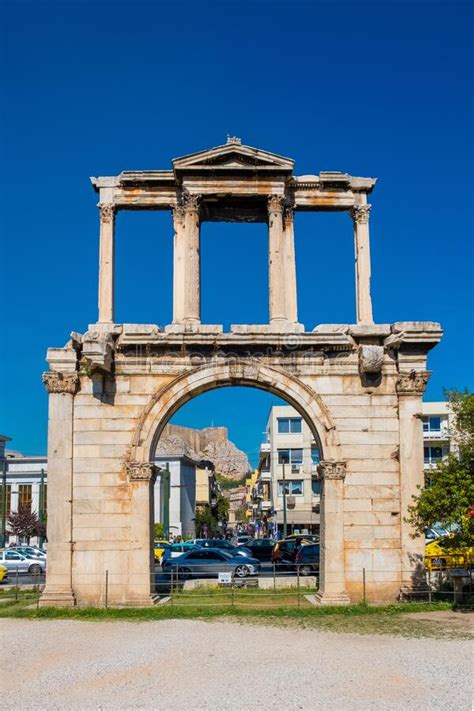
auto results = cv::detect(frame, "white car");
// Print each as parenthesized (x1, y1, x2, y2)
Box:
(0, 550, 46, 575)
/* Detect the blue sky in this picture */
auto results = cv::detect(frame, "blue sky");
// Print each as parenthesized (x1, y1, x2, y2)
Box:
(1, 0, 472, 465)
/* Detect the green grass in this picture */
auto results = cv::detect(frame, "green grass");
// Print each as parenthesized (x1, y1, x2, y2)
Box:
(1, 588, 471, 639)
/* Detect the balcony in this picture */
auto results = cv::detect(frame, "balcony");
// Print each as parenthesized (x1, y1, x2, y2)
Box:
(261, 500, 272, 510)
(423, 429, 450, 440)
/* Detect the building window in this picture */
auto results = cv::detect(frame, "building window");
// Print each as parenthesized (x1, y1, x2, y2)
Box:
(311, 479, 321, 495)
(311, 446, 320, 464)
(277, 417, 302, 434)
(0, 485, 11, 517)
(278, 480, 304, 496)
(424, 446, 448, 465)
(422, 416, 442, 433)
(18, 484, 32, 513)
(278, 448, 303, 465)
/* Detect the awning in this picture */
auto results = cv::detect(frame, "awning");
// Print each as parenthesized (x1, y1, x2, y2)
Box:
(276, 511, 320, 525)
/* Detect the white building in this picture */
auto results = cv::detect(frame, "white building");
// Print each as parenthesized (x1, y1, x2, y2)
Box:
(153, 455, 196, 539)
(254, 405, 321, 537)
(421, 402, 454, 470)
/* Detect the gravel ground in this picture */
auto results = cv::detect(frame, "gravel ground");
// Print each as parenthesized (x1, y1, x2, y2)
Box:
(3, 618, 472, 710)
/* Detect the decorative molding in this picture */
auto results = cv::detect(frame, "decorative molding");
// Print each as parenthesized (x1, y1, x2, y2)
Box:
(182, 190, 201, 211)
(172, 204, 186, 222)
(317, 460, 347, 481)
(98, 202, 115, 224)
(350, 204, 371, 224)
(396, 370, 430, 395)
(126, 461, 157, 482)
(42, 371, 80, 395)
(267, 194, 285, 215)
(226, 135, 242, 145)
(284, 206, 295, 224)
(359, 345, 384, 374)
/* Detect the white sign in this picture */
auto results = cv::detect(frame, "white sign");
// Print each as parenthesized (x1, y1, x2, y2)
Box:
(218, 572, 232, 584)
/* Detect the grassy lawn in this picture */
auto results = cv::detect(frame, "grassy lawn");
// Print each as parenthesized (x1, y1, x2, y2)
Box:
(0, 587, 472, 638)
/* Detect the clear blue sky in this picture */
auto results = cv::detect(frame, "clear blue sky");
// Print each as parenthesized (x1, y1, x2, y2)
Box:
(1, 0, 472, 465)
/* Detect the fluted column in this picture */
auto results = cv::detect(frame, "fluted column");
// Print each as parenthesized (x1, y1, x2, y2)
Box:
(172, 205, 186, 323)
(316, 461, 350, 605)
(97, 202, 116, 323)
(182, 192, 201, 325)
(350, 202, 373, 324)
(126, 462, 159, 605)
(397, 371, 430, 594)
(283, 206, 298, 324)
(39, 371, 79, 608)
(268, 195, 286, 323)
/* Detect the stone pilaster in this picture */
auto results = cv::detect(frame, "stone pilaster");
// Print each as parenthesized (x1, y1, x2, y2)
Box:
(97, 202, 116, 324)
(283, 206, 299, 324)
(268, 195, 286, 324)
(350, 202, 373, 325)
(172, 204, 186, 324)
(39, 371, 80, 607)
(126, 462, 159, 606)
(182, 192, 201, 325)
(315, 460, 351, 605)
(397, 370, 430, 595)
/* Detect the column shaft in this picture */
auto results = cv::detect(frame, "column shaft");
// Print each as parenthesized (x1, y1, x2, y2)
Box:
(351, 203, 373, 324)
(268, 196, 286, 323)
(283, 208, 298, 323)
(183, 194, 201, 324)
(39, 372, 79, 607)
(316, 461, 350, 605)
(172, 207, 186, 323)
(127, 463, 158, 606)
(97, 203, 115, 323)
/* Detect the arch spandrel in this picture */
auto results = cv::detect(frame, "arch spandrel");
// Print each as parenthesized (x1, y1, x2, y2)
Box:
(127, 360, 340, 465)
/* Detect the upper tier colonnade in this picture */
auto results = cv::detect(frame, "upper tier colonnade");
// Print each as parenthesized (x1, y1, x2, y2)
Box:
(91, 136, 376, 331)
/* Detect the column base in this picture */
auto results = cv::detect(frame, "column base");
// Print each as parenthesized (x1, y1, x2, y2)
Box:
(165, 323, 223, 334)
(39, 590, 76, 608)
(314, 591, 351, 606)
(399, 583, 429, 601)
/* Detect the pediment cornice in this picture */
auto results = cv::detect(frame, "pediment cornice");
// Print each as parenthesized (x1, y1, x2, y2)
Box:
(172, 141, 294, 174)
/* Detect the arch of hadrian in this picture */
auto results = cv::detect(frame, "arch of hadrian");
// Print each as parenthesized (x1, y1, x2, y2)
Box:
(40, 138, 442, 607)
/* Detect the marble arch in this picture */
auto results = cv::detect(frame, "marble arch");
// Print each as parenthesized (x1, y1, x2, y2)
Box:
(40, 138, 442, 607)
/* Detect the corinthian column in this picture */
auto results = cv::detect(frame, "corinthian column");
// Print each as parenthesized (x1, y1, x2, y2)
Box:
(268, 195, 286, 324)
(397, 370, 430, 595)
(350, 202, 373, 325)
(182, 192, 201, 325)
(283, 207, 298, 324)
(97, 202, 116, 323)
(315, 461, 350, 605)
(39, 371, 79, 608)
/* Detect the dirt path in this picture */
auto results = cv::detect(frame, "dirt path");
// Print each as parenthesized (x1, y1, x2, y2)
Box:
(3, 618, 472, 710)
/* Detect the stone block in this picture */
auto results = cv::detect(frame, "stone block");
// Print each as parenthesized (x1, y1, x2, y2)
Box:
(339, 431, 399, 445)
(344, 485, 400, 499)
(344, 498, 373, 511)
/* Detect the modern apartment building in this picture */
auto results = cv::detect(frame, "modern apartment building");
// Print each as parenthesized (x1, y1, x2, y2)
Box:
(421, 402, 454, 470)
(253, 405, 321, 537)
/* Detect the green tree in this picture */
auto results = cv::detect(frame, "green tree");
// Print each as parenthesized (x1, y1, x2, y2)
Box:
(153, 522, 164, 540)
(194, 505, 220, 537)
(216, 494, 229, 525)
(407, 389, 474, 547)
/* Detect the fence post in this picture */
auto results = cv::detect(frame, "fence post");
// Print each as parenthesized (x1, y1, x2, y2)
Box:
(15, 566, 19, 602)
(231, 578, 235, 609)
(105, 569, 109, 609)
(363, 567, 366, 604)
(297, 566, 301, 609)
(273, 561, 276, 592)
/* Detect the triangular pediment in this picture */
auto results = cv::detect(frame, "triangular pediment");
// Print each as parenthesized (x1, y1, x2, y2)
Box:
(173, 140, 294, 173)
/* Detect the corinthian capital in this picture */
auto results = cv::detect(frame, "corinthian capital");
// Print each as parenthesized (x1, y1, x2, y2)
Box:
(126, 461, 157, 482)
(350, 204, 371, 224)
(396, 370, 431, 396)
(317, 460, 347, 481)
(267, 195, 285, 216)
(42, 371, 80, 395)
(172, 203, 186, 222)
(182, 191, 201, 211)
(97, 202, 115, 224)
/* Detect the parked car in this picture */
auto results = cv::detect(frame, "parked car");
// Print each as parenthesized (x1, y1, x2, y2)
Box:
(14, 546, 47, 559)
(295, 544, 320, 575)
(162, 548, 260, 579)
(0, 550, 46, 575)
(246, 539, 275, 561)
(154, 540, 171, 564)
(234, 534, 252, 546)
(271, 539, 300, 566)
(193, 538, 252, 557)
(425, 537, 474, 571)
(0, 564, 8, 583)
(161, 543, 198, 564)
(286, 534, 319, 544)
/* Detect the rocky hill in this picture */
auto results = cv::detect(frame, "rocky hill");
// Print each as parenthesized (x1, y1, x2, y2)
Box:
(155, 424, 250, 481)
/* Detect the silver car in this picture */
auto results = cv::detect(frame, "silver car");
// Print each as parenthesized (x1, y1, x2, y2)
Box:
(0, 550, 46, 575)
(162, 547, 260, 579)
